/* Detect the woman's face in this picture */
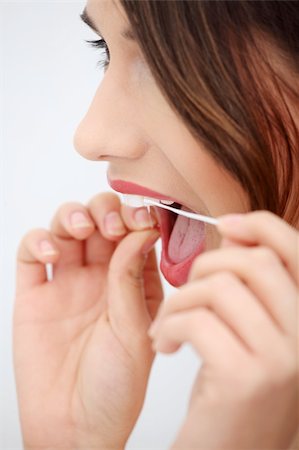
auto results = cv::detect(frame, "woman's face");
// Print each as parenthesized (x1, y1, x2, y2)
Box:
(74, 0, 249, 286)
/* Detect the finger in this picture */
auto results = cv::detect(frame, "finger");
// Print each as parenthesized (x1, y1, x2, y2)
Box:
(189, 246, 297, 335)
(120, 204, 157, 231)
(220, 237, 241, 248)
(143, 247, 164, 321)
(50, 201, 95, 269)
(50, 201, 95, 239)
(87, 192, 127, 240)
(217, 211, 299, 281)
(85, 192, 127, 264)
(86, 193, 157, 264)
(50, 194, 124, 269)
(86, 192, 159, 263)
(104, 228, 161, 345)
(84, 230, 116, 266)
(16, 228, 60, 295)
(152, 308, 248, 370)
(152, 273, 285, 356)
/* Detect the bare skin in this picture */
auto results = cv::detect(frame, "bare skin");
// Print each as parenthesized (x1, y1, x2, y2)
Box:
(151, 212, 299, 449)
(14, 193, 162, 449)
(14, 0, 299, 449)
(14, 202, 299, 450)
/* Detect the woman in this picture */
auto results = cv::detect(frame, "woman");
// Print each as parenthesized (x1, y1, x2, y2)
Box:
(13, 1, 298, 449)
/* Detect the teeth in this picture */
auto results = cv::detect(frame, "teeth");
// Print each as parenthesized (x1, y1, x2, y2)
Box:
(123, 194, 145, 207)
(123, 194, 175, 207)
(160, 199, 175, 205)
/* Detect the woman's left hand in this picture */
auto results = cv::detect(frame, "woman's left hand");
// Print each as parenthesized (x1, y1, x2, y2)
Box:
(150, 211, 299, 450)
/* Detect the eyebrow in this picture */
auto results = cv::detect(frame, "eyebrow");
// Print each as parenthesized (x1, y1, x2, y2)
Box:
(80, 7, 135, 41)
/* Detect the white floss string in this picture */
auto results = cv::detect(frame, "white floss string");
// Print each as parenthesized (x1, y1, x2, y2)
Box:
(123, 194, 218, 226)
(46, 263, 53, 281)
(122, 194, 154, 228)
(143, 198, 218, 226)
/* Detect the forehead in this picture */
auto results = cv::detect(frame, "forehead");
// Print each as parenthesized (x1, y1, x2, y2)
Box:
(86, 0, 127, 29)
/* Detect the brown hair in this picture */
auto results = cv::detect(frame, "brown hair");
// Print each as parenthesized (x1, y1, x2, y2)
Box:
(120, 0, 299, 225)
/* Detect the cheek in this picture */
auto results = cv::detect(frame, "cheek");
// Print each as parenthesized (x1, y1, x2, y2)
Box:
(186, 150, 250, 215)
(198, 161, 249, 215)
(163, 122, 250, 215)
(132, 71, 249, 215)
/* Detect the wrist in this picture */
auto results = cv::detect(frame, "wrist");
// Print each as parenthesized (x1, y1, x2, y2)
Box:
(75, 431, 127, 450)
(23, 425, 129, 449)
(24, 441, 125, 450)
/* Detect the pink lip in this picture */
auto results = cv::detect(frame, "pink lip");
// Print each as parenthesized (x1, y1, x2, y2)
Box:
(108, 178, 206, 287)
(108, 178, 176, 202)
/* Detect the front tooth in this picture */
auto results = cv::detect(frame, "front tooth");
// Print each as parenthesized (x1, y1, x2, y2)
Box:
(160, 199, 175, 205)
(123, 194, 145, 207)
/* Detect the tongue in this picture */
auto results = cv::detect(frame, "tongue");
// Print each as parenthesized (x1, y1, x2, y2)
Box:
(168, 209, 205, 263)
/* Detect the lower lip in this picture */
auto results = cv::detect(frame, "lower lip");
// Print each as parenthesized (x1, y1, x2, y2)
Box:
(157, 208, 206, 287)
(108, 177, 206, 286)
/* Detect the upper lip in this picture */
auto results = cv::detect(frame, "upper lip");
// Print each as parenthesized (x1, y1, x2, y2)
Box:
(108, 178, 181, 204)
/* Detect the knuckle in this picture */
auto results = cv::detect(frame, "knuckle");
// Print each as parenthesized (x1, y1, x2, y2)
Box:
(252, 246, 279, 267)
(250, 210, 273, 223)
(121, 269, 144, 290)
(88, 191, 121, 210)
(189, 254, 204, 278)
(50, 202, 85, 229)
(209, 271, 237, 292)
(127, 266, 144, 285)
(121, 273, 143, 291)
(189, 249, 220, 279)
(17, 228, 52, 261)
(19, 228, 48, 246)
(193, 308, 213, 328)
(108, 260, 143, 289)
(56, 201, 83, 216)
(162, 292, 183, 315)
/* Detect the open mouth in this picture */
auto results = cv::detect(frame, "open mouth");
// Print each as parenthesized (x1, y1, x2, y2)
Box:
(154, 201, 206, 287)
(107, 179, 206, 287)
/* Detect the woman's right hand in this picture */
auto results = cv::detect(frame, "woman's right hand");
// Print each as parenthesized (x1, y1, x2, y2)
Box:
(13, 192, 163, 450)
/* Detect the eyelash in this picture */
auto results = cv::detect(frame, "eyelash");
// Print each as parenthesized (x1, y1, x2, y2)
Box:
(85, 39, 110, 71)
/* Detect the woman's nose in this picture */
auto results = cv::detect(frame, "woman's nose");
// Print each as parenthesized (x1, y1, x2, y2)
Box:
(73, 77, 147, 162)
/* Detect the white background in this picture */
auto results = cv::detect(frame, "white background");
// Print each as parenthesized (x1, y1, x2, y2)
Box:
(0, 2, 199, 449)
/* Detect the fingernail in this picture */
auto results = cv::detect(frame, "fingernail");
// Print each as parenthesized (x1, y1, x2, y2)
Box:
(134, 208, 153, 229)
(104, 211, 127, 236)
(71, 211, 93, 229)
(39, 240, 58, 255)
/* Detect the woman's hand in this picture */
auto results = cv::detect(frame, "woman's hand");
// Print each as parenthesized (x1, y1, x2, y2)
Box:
(14, 192, 163, 450)
(150, 211, 298, 450)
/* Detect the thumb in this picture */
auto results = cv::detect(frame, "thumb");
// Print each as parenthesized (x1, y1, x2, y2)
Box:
(107, 228, 160, 336)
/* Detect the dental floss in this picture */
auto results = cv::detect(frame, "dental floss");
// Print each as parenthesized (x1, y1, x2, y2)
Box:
(123, 194, 154, 228)
(146, 203, 154, 228)
(46, 263, 53, 281)
(143, 198, 218, 226)
(122, 194, 217, 226)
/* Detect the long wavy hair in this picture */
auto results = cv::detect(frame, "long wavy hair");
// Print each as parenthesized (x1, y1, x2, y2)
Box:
(120, 0, 299, 225)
